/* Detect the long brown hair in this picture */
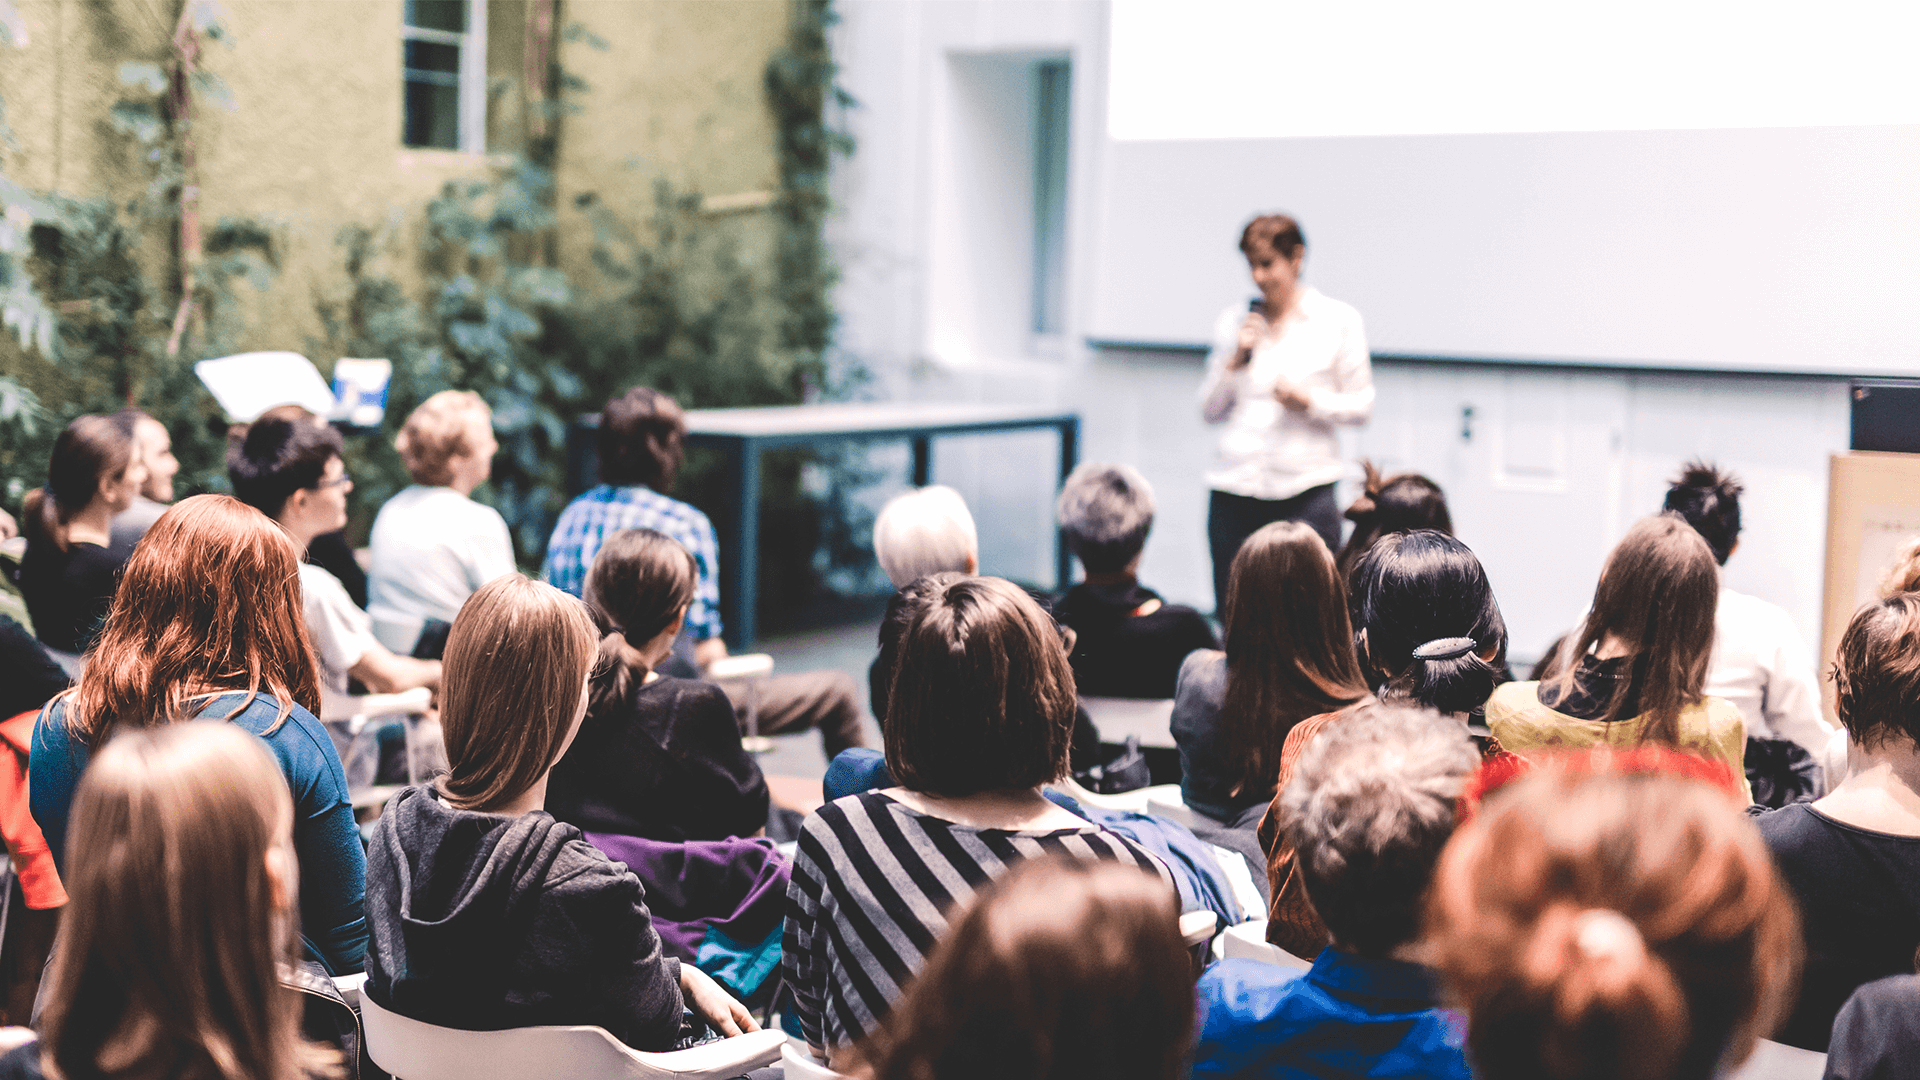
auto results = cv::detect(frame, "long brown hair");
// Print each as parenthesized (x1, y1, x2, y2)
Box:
(1545, 515, 1718, 745)
(41, 722, 340, 1080)
(1219, 522, 1367, 800)
(439, 574, 598, 812)
(1427, 761, 1799, 1080)
(584, 528, 697, 715)
(22, 413, 138, 551)
(61, 495, 321, 747)
(847, 856, 1194, 1080)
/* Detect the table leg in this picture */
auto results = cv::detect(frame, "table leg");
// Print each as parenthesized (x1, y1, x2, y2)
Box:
(911, 435, 931, 487)
(722, 440, 762, 652)
(1057, 416, 1079, 589)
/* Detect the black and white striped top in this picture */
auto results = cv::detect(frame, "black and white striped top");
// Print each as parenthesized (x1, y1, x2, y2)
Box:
(781, 790, 1175, 1051)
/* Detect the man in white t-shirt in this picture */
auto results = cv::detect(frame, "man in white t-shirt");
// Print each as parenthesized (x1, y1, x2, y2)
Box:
(1665, 462, 1840, 794)
(229, 411, 441, 708)
(367, 391, 516, 655)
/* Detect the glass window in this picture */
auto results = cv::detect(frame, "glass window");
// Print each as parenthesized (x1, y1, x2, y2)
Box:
(402, 0, 485, 151)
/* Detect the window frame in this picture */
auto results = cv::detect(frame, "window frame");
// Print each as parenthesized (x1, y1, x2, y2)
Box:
(401, 0, 489, 154)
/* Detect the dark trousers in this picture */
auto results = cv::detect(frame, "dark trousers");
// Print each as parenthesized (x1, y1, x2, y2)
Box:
(1208, 484, 1341, 616)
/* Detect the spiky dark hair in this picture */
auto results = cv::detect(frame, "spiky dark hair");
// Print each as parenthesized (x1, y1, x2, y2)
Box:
(1662, 460, 1743, 565)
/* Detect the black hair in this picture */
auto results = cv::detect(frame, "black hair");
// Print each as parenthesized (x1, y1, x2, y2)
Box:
(1662, 461, 1742, 566)
(226, 414, 344, 521)
(598, 387, 685, 491)
(1348, 530, 1508, 715)
(1336, 462, 1453, 580)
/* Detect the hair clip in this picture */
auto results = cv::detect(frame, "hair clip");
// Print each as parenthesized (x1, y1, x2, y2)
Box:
(1411, 636, 1477, 661)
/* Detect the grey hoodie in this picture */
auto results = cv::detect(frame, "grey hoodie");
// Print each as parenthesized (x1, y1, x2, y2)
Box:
(364, 785, 684, 1050)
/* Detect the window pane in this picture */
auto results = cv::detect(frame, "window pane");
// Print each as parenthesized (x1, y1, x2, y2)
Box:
(404, 39, 461, 75)
(404, 0, 465, 33)
(404, 78, 460, 149)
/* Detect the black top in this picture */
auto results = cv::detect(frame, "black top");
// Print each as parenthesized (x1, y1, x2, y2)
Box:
(17, 539, 124, 654)
(1053, 581, 1218, 699)
(1536, 653, 1647, 720)
(0, 616, 68, 719)
(1753, 803, 1920, 1051)
(547, 674, 769, 843)
(366, 785, 685, 1051)
(1827, 974, 1920, 1080)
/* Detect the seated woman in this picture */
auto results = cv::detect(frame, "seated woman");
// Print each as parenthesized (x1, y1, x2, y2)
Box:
(365, 573, 753, 1050)
(1258, 529, 1513, 955)
(31, 494, 367, 975)
(18, 413, 147, 663)
(1171, 522, 1367, 825)
(1755, 593, 1920, 1050)
(547, 527, 769, 842)
(1332, 461, 1451, 581)
(1486, 514, 1752, 802)
(1052, 463, 1217, 699)
(844, 857, 1194, 1080)
(1, 723, 342, 1080)
(1195, 703, 1479, 1079)
(869, 485, 977, 722)
(1426, 755, 1799, 1080)
(783, 576, 1172, 1065)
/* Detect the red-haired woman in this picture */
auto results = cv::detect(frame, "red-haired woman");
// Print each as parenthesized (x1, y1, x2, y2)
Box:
(30, 494, 368, 976)
(18, 414, 148, 664)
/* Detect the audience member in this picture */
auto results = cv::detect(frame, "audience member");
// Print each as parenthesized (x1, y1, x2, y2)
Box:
(29, 494, 368, 975)
(365, 574, 754, 1050)
(545, 386, 865, 758)
(1052, 463, 1217, 699)
(845, 857, 1194, 1080)
(18, 413, 147, 661)
(105, 408, 178, 560)
(1665, 461, 1834, 799)
(1427, 758, 1800, 1080)
(1878, 535, 1920, 598)
(0, 616, 66, 721)
(366, 390, 515, 654)
(783, 576, 1172, 1065)
(1824, 974, 1920, 1079)
(1171, 521, 1367, 824)
(1333, 460, 1451, 580)
(228, 412, 440, 705)
(1486, 515, 1752, 802)
(868, 486, 977, 720)
(1259, 529, 1513, 956)
(827, 571, 971, 800)
(1754, 594, 1920, 1051)
(1195, 703, 1478, 1079)
(0, 723, 342, 1080)
(547, 527, 769, 842)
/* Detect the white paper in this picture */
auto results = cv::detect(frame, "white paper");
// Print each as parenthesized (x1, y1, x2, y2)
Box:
(194, 351, 335, 423)
(1853, 505, 1920, 608)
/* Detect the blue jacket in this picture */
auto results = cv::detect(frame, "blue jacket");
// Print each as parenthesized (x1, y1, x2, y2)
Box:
(32, 692, 369, 975)
(1195, 952, 1472, 1079)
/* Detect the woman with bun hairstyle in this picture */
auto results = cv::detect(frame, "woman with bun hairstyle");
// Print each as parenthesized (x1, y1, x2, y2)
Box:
(1333, 461, 1452, 581)
(1426, 758, 1800, 1080)
(546, 527, 769, 842)
(1170, 521, 1368, 825)
(31, 494, 367, 976)
(18, 413, 148, 660)
(1486, 515, 1752, 803)
(843, 857, 1194, 1080)
(1257, 528, 1512, 957)
(2, 722, 341, 1080)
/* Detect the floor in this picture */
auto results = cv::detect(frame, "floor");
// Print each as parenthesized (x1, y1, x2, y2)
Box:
(751, 617, 885, 791)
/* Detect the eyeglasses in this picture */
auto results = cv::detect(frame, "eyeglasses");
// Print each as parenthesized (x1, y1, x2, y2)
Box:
(315, 473, 352, 490)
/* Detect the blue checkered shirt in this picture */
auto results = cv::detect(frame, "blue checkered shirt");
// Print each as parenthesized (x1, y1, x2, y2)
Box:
(542, 484, 723, 640)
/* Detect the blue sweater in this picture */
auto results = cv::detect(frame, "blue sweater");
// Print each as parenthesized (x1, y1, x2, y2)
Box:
(31, 692, 369, 975)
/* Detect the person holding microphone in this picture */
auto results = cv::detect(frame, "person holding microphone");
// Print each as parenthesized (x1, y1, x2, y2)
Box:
(1200, 214, 1374, 613)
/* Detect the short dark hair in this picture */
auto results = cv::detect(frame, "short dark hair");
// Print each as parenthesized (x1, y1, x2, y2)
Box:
(1833, 594, 1920, 749)
(226, 413, 344, 520)
(1239, 214, 1305, 260)
(1663, 460, 1743, 565)
(598, 387, 686, 490)
(1056, 463, 1155, 574)
(884, 576, 1077, 797)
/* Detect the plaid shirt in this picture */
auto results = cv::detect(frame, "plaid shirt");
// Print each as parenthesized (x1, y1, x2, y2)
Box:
(542, 484, 724, 640)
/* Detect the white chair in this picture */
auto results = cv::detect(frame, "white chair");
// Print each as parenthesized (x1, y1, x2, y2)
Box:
(359, 989, 784, 1080)
(1214, 919, 1313, 971)
(1050, 775, 1184, 815)
(781, 1038, 851, 1080)
(706, 652, 777, 753)
(318, 687, 439, 810)
(1143, 788, 1201, 829)
(1079, 696, 1177, 750)
(1179, 910, 1219, 948)
(1726, 1038, 1826, 1080)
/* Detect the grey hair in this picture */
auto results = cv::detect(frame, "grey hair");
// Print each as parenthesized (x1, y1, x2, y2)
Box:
(1056, 463, 1156, 574)
(873, 486, 978, 588)
(1279, 702, 1479, 957)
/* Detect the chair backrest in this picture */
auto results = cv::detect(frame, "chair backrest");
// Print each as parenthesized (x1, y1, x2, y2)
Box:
(1217, 920, 1313, 971)
(780, 1038, 852, 1080)
(359, 989, 784, 1080)
(1725, 1038, 1826, 1080)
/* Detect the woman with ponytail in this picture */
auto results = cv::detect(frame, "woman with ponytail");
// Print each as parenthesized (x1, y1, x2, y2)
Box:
(1486, 515, 1752, 803)
(546, 528, 768, 842)
(1332, 461, 1452, 581)
(1426, 757, 1800, 1080)
(18, 414, 147, 660)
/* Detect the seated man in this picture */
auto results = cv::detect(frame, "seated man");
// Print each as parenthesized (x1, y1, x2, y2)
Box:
(367, 391, 516, 655)
(1053, 463, 1216, 699)
(1193, 703, 1475, 1079)
(229, 413, 441, 714)
(543, 387, 865, 759)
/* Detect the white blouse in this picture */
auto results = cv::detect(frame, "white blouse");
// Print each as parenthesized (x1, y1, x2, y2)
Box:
(1197, 286, 1374, 501)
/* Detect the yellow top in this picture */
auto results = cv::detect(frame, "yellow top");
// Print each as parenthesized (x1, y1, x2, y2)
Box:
(1485, 681, 1753, 805)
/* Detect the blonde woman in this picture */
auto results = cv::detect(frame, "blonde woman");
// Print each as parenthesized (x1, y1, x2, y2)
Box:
(3, 722, 341, 1080)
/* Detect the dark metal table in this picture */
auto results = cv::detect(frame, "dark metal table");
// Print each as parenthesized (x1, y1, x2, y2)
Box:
(683, 403, 1081, 649)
